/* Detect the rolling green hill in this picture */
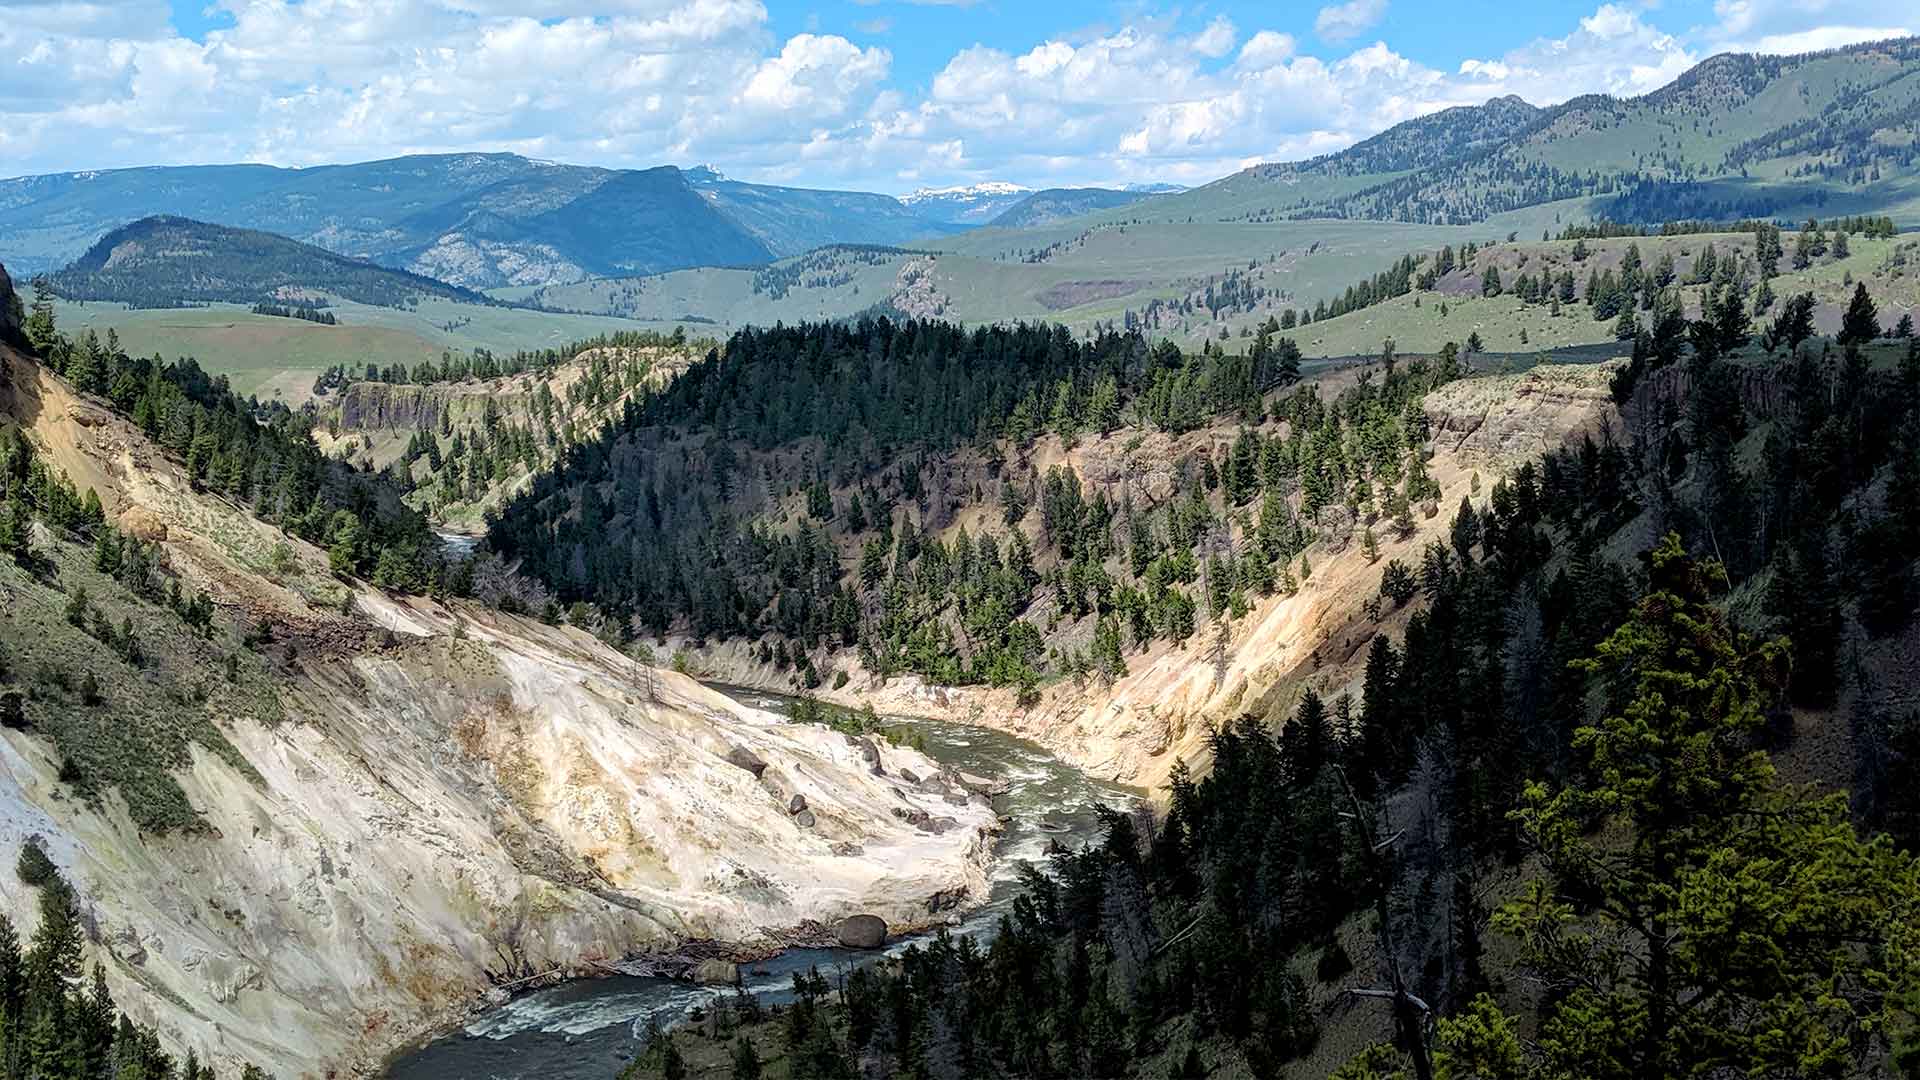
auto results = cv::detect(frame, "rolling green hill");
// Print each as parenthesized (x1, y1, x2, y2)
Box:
(49, 294, 664, 404)
(987, 187, 1164, 228)
(46, 216, 490, 309)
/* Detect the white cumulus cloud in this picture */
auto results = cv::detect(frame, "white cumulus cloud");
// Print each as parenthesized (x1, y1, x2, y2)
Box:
(0, 0, 1911, 195)
(1315, 0, 1387, 43)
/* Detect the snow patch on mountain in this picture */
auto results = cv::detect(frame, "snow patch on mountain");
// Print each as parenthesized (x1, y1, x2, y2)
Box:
(898, 180, 1033, 205)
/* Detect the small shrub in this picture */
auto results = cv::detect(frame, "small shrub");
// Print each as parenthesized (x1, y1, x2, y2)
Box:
(1315, 939, 1354, 982)
(34, 662, 69, 694)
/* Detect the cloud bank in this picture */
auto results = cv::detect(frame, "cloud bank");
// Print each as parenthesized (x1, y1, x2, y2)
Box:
(0, 0, 1909, 192)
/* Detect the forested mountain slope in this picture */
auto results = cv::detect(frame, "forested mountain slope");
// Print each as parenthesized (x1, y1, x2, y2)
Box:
(1087, 37, 1920, 228)
(481, 318, 1618, 789)
(313, 332, 711, 532)
(0, 268, 1001, 1076)
(488, 271, 1920, 1076)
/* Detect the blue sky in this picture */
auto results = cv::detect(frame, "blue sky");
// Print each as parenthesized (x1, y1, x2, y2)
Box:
(1, 0, 1911, 192)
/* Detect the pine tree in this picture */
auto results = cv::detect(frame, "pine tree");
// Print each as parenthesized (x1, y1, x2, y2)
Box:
(1838, 282, 1881, 346)
(1498, 535, 1920, 1078)
(730, 1036, 763, 1080)
(1612, 305, 1637, 341)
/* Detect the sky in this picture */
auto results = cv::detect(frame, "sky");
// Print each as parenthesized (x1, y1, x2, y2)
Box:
(0, 0, 1911, 194)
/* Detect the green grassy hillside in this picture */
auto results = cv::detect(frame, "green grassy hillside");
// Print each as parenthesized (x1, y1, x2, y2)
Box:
(47, 215, 490, 309)
(1285, 225, 1919, 359)
(50, 296, 663, 403)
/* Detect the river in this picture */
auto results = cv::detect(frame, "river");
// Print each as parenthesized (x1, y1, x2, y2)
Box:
(387, 685, 1136, 1079)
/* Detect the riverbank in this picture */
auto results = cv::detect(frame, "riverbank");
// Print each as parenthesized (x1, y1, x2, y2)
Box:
(385, 696, 1137, 1078)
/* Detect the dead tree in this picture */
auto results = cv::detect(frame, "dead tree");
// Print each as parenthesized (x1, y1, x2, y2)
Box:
(1336, 766, 1435, 1080)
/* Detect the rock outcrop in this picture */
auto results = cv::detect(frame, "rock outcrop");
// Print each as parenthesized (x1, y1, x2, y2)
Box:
(835, 914, 888, 949)
(1421, 360, 1624, 461)
(0, 261, 22, 346)
(692, 959, 742, 986)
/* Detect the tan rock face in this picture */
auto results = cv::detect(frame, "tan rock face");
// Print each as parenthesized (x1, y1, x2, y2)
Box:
(0, 347, 994, 1080)
(1422, 360, 1625, 462)
(117, 506, 169, 542)
(0, 601, 996, 1080)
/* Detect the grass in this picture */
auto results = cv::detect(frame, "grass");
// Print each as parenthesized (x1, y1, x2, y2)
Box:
(1235, 228, 1920, 360)
(50, 296, 663, 404)
(0, 533, 279, 833)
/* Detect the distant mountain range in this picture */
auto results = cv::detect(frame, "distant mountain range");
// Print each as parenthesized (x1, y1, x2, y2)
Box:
(6, 36, 1915, 302)
(897, 182, 1037, 225)
(1091, 36, 1920, 228)
(0, 155, 993, 289)
(687, 172, 972, 256)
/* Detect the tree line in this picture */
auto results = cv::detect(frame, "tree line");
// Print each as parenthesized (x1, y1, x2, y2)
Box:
(310, 328, 708, 394)
(22, 283, 445, 592)
(484, 318, 1468, 698)
(623, 310, 1920, 1079)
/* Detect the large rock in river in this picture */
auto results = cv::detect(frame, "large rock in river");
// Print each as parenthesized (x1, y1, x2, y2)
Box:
(692, 959, 741, 986)
(835, 914, 888, 949)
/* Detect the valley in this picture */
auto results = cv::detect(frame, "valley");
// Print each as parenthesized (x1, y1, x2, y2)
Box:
(3, 25, 1920, 1080)
(0, 330, 1006, 1077)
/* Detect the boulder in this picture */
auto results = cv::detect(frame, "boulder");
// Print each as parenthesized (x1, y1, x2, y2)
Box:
(692, 959, 740, 986)
(794, 809, 816, 829)
(118, 506, 168, 543)
(725, 746, 767, 778)
(955, 770, 1008, 797)
(835, 914, 887, 949)
(787, 794, 807, 815)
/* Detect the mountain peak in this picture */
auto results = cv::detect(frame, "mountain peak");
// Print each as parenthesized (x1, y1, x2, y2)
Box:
(899, 180, 1033, 204)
